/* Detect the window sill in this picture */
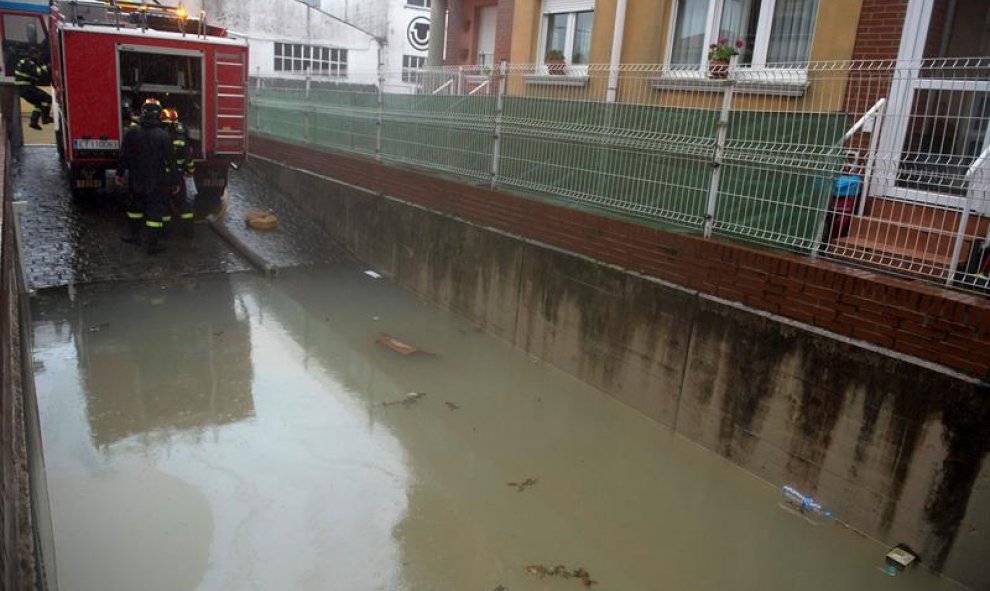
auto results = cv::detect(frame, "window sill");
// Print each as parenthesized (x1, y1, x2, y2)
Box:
(524, 74, 589, 88)
(650, 76, 809, 97)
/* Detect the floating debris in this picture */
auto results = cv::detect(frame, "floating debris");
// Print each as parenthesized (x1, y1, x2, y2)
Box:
(377, 333, 433, 356)
(445, 401, 460, 411)
(87, 323, 109, 333)
(382, 392, 427, 407)
(364, 269, 383, 279)
(377, 333, 418, 355)
(507, 478, 537, 493)
(524, 565, 548, 578)
(779, 485, 832, 523)
(884, 544, 918, 576)
(523, 564, 595, 587)
(493, 586, 507, 591)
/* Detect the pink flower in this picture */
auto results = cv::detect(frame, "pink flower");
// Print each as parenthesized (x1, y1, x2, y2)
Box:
(709, 43, 717, 49)
(719, 37, 728, 45)
(735, 39, 745, 48)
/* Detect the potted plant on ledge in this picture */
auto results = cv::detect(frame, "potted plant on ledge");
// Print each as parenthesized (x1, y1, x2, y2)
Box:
(546, 49, 566, 75)
(708, 38, 743, 79)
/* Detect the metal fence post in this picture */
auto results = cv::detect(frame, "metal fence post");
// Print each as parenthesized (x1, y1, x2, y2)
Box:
(303, 67, 312, 144)
(704, 56, 736, 239)
(858, 99, 886, 217)
(491, 60, 507, 189)
(376, 47, 385, 163)
(457, 66, 464, 95)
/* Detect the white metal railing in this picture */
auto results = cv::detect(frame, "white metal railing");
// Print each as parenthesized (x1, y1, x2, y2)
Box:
(250, 58, 990, 294)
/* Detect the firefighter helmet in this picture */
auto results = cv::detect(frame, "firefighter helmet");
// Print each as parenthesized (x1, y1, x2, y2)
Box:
(161, 108, 179, 125)
(141, 98, 162, 118)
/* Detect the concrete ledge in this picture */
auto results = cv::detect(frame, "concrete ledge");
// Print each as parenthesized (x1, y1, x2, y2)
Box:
(651, 77, 810, 97)
(523, 74, 590, 88)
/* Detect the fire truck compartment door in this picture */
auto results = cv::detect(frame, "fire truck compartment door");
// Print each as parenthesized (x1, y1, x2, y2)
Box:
(214, 51, 246, 156)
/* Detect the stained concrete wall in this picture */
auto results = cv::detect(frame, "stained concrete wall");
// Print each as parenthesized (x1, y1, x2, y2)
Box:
(249, 154, 990, 589)
(1, 123, 42, 589)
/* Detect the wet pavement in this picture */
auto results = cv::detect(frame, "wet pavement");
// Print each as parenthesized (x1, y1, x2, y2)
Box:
(12, 146, 341, 290)
(31, 267, 966, 591)
(223, 163, 341, 269)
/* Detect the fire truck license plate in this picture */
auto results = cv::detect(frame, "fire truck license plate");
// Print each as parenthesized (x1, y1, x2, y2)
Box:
(73, 139, 120, 150)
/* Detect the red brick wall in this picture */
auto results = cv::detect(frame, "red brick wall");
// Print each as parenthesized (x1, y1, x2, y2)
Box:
(494, 0, 515, 64)
(251, 136, 990, 380)
(445, 0, 513, 66)
(850, 0, 909, 62)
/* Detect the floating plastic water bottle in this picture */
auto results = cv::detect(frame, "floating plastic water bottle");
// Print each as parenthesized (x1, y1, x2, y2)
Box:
(780, 485, 833, 523)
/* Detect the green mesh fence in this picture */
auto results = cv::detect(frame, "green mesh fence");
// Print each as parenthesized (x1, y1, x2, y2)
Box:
(250, 90, 847, 252)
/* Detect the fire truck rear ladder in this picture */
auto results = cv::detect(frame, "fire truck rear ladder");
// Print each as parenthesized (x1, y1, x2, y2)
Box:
(214, 50, 246, 156)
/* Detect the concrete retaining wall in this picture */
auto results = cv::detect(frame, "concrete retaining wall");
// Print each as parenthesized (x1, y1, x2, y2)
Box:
(1, 120, 40, 590)
(248, 151, 990, 590)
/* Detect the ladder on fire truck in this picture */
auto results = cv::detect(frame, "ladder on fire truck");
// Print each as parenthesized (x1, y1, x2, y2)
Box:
(214, 49, 247, 156)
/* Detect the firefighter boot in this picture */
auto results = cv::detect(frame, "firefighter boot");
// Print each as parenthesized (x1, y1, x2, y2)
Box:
(29, 111, 42, 131)
(120, 218, 142, 245)
(182, 218, 195, 239)
(145, 228, 167, 255)
(42, 110, 53, 125)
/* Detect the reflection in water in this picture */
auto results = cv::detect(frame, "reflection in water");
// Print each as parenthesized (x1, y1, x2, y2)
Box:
(75, 279, 254, 446)
(31, 269, 967, 591)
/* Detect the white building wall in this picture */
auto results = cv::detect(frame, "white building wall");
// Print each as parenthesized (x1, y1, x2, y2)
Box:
(203, 0, 380, 83)
(201, 0, 432, 89)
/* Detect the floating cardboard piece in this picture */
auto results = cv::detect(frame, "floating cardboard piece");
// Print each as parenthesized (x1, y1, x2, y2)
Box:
(378, 333, 419, 355)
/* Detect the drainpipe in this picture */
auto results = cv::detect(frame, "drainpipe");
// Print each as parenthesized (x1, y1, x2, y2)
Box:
(605, 0, 628, 103)
(429, 0, 448, 66)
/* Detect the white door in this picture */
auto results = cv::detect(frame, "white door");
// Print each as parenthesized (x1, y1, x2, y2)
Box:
(476, 6, 497, 66)
(880, 0, 990, 213)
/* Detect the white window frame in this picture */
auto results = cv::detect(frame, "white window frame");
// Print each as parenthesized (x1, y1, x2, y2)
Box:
(536, 0, 595, 75)
(664, 0, 816, 80)
(274, 42, 348, 78)
(401, 54, 428, 82)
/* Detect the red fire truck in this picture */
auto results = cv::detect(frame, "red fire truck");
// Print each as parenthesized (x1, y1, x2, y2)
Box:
(49, 0, 248, 213)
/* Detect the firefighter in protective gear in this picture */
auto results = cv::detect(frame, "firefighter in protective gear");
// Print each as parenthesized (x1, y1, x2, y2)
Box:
(14, 51, 53, 131)
(115, 98, 176, 255)
(161, 107, 196, 237)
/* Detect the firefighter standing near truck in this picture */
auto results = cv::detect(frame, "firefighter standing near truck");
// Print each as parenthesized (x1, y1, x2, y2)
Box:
(14, 50, 53, 131)
(115, 98, 176, 255)
(161, 108, 196, 238)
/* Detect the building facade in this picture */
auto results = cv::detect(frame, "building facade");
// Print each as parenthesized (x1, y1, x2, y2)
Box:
(201, 0, 434, 88)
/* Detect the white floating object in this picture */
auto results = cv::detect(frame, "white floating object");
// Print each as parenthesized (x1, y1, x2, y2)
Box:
(884, 544, 918, 576)
(364, 270, 383, 279)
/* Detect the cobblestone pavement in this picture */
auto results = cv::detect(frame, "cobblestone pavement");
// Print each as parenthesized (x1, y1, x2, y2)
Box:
(12, 146, 343, 291)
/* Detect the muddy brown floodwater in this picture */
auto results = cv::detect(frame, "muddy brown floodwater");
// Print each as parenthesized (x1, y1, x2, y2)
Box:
(30, 266, 968, 591)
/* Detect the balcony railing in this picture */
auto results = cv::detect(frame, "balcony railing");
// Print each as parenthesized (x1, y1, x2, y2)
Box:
(249, 58, 990, 293)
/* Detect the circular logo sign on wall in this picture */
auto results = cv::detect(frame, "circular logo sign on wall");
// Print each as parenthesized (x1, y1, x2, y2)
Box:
(407, 16, 430, 51)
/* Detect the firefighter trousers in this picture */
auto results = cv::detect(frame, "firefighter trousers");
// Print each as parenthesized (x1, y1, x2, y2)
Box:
(125, 186, 169, 229)
(18, 85, 52, 123)
(165, 180, 194, 224)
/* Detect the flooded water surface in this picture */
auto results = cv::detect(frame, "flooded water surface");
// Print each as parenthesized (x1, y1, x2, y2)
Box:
(31, 267, 966, 591)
